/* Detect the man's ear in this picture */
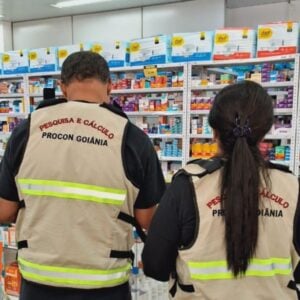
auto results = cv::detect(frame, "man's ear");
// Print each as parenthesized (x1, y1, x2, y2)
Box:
(59, 80, 68, 98)
(107, 78, 112, 96)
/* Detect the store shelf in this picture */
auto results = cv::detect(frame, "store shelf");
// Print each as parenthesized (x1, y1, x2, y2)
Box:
(27, 71, 61, 77)
(4, 245, 17, 250)
(264, 134, 291, 140)
(0, 94, 23, 98)
(190, 55, 297, 67)
(126, 111, 183, 116)
(0, 113, 27, 118)
(110, 62, 185, 72)
(111, 87, 184, 94)
(190, 110, 210, 115)
(29, 92, 63, 97)
(159, 156, 183, 161)
(270, 160, 290, 166)
(190, 134, 213, 139)
(0, 74, 24, 79)
(191, 81, 293, 91)
(148, 134, 182, 139)
(273, 108, 293, 115)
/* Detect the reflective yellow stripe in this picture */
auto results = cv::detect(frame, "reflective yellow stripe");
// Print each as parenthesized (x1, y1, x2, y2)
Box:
(188, 257, 292, 281)
(18, 258, 131, 287)
(18, 179, 127, 206)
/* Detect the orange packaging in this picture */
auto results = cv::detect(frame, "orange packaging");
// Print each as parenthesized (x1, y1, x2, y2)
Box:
(5, 262, 21, 296)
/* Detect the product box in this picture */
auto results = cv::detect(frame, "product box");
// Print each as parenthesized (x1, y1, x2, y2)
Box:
(2, 50, 29, 74)
(129, 36, 171, 66)
(29, 47, 58, 73)
(87, 41, 129, 68)
(213, 28, 256, 60)
(257, 21, 299, 57)
(171, 32, 213, 62)
(4, 262, 21, 296)
(58, 44, 85, 69)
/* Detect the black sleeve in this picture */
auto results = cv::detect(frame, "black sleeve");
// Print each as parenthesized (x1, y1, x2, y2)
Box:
(124, 123, 166, 209)
(0, 119, 30, 201)
(142, 174, 196, 281)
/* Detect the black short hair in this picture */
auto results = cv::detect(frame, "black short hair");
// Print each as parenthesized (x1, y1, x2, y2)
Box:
(61, 51, 110, 85)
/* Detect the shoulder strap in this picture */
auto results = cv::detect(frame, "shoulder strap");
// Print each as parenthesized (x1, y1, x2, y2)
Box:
(267, 161, 292, 174)
(175, 157, 224, 179)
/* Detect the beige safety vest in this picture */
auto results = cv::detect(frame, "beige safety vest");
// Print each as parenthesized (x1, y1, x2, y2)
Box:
(15, 101, 139, 289)
(174, 161, 299, 300)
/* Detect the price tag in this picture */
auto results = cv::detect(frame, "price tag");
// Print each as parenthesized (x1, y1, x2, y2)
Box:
(144, 65, 158, 78)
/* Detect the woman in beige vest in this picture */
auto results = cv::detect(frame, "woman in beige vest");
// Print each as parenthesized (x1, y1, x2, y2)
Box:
(143, 81, 300, 299)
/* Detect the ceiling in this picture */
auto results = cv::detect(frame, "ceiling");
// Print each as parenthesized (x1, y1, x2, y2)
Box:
(0, 0, 186, 22)
(226, 0, 295, 9)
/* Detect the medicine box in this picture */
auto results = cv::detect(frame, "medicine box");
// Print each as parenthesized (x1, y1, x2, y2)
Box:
(171, 32, 213, 62)
(129, 36, 171, 66)
(2, 50, 29, 74)
(213, 28, 256, 60)
(58, 44, 85, 69)
(257, 22, 299, 57)
(86, 41, 129, 68)
(29, 47, 58, 73)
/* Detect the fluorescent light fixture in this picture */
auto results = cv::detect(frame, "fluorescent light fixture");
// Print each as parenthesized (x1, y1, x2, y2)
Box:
(52, 0, 112, 8)
(0, 15, 4, 18)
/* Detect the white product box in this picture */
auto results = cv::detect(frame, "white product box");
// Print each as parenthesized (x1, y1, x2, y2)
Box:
(2, 50, 29, 74)
(171, 32, 213, 62)
(130, 36, 171, 66)
(29, 47, 58, 73)
(86, 41, 129, 68)
(213, 28, 256, 60)
(257, 22, 299, 57)
(58, 44, 86, 69)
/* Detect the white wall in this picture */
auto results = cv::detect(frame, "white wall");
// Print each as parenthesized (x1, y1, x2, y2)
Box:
(225, 2, 298, 28)
(12, 0, 225, 50)
(73, 8, 142, 43)
(143, 0, 225, 37)
(0, 22, 13, 51)
(13, 17, 72, 49)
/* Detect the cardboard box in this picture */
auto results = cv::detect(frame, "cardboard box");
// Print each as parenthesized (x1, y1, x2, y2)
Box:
(213, 28, 256, 60)
(5, 262, 21, 296)
(257, 21, 299, 57)
(29, 47, 58, 73)
(87, 41, 129, 68)
(2, 50, 29, 74)
(171, 32, 213, 62)
(130, 36, 171, 66)
(58, 44, 85, 69)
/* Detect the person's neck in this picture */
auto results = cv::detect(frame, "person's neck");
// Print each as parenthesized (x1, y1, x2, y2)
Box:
(67, 93, 109, 104)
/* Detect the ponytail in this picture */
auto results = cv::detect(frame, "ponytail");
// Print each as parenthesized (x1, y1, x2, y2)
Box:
(221, 137, 261, 276)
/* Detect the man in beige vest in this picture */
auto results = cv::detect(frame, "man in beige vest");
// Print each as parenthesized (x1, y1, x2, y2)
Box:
(143, 81, 300, 299)
(0, 51, 165, 300)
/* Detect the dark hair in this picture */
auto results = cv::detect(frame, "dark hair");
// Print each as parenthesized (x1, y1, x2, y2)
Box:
(208, 81, 273, 277)
(61, 51, 110, 85)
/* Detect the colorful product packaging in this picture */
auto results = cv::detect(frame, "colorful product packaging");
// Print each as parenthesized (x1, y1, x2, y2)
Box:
(2, 50, 29, 74)
(29, 47, 58, 73)
(171, 31, 214, 62)
(213, 28, 256, 60)
(4, 262, 21, 296)
(87, 41, 129, 68)
(129, 36, 171, 66)
(257, 21, 299, 57)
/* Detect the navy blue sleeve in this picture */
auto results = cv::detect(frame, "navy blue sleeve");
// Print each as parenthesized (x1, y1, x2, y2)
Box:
(0, 119, 29, 201)
(142, 175, 196, 281)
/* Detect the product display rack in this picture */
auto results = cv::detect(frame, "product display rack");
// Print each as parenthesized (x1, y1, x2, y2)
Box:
(186, 55, 300, 175)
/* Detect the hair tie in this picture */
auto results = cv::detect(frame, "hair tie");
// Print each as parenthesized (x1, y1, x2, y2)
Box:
(233, 116, 251, 138)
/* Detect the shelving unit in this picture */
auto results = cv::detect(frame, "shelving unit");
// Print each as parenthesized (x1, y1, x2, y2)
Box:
(186, 55, 300, 175)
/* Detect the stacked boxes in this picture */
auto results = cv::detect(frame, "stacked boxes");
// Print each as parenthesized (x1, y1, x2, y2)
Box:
(171, 32, 213, 62)
(2, 50, 29, 74)
(213, 28, 256, 60)
(129, 36, 171, 66)
(162, 140, 182, 157)
(257, 22, 299, 57)
(87, 41, 129, 67)
(29, 47, 58, 72)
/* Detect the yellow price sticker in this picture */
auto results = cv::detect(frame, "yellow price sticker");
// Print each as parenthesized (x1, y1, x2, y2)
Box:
(258, 27, 272, 40)
(215, 33, 229, 44)
(144, 65, 158, 78)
